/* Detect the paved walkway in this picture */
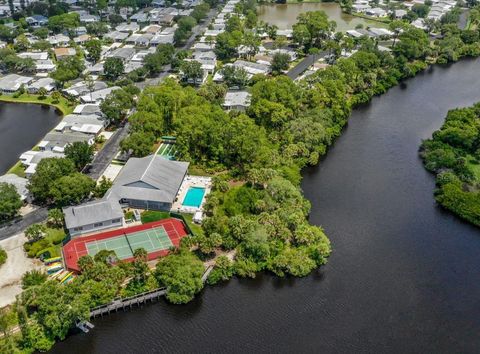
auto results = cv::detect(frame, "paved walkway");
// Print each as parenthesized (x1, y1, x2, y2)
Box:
(286, 52, 327, 80)
(0, 207, 47, 239)
(88, 123, 129, 180)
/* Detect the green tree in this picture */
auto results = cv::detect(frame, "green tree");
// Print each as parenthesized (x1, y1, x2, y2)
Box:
(155, 251, 204, 304)
(21, 270, 48, 289)
(51, 56, 85, 87)
(0, 182, 22, 222)
(49, 173, 96, 206)
(85, 39, 102, 63)
(94, 176, 113, 198)
(100, 88, 134, 124)
(25, 224, 46, 242)
(27, 158, 76, 203)
(207, 256, 234, 285)
(222, 65, 249, 88)
(48, 12, 80, 33)
(47, 208, 64, 228)
(37, 87, 48, 99)
(51, 91, 61, 103)
(198, 81, 227, 105)
(13, 34, 30, 52)
(292, 11, 336, 51)
(86, 22, 109, 37)
(64, 141, 94, 170)
(120, 131, 155, 157)
(103, 57, 124, 80)
(180, 60, 204, 84)
(271, 52, 291, 73)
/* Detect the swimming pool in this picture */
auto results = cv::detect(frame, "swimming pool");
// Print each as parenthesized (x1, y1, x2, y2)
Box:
(182, 187, 206, 208)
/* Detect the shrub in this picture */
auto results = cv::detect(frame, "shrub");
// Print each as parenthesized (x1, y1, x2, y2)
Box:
(0, 247, 7, 266)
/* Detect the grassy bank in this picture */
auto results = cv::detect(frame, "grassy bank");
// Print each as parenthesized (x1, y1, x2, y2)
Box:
(350, 12, 391, 24)
(0, 93, 75, 116)
(6, 161, 26, 178)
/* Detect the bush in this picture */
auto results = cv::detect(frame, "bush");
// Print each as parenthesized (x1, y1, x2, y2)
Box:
(22, 270, 48, 289)
(0, 247, 7, 266)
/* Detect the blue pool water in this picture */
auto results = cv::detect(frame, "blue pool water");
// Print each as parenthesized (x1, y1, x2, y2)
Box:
(182, 187, 206, 208)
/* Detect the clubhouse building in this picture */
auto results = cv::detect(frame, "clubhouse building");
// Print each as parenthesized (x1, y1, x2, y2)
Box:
(63, 155, 189, 236)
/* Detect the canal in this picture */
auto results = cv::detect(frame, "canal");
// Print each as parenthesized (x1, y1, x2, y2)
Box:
(0, 102, 61, 175)
(51, 60, 480, 353)
(257, 2, 387, 31)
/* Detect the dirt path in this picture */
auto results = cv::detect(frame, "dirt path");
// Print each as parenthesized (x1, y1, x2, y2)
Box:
(0, 233, 43, 307)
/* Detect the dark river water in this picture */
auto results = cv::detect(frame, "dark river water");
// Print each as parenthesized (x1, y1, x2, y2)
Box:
(0, 103, 61, 174)
(51, 59, 480, 353)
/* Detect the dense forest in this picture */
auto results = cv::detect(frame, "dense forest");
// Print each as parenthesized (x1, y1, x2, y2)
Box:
(420, 104, 480, 226)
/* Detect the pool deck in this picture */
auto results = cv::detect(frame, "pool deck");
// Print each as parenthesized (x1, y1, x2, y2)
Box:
(172, 175, 212, 213)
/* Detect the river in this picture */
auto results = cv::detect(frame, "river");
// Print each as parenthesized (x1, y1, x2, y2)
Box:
(0, 102, 61, 175)
(50, 60, 480, 353)
(257, 3, 386, 31)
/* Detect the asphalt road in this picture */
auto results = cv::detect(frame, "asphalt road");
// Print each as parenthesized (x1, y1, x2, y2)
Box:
(88, 123, 129, 180)
(287, 52, 327, 80)
(0, 207, 48, 239)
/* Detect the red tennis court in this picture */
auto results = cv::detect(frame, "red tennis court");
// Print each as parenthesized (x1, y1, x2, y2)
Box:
(63, 218, 189, 272)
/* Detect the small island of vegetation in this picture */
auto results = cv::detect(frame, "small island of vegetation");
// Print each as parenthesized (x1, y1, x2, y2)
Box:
(420, 103, 480, 226)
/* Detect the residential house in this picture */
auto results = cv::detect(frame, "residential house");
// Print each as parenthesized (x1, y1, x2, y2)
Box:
(26, 15, 48, 27)
(64, 81, 108, 98)
(80, 86, 121, 103)
(20, 150, 65, 177)
(105, 31, 130, 42)
(0, 74, 33, 94)
(27, 78, 55, 94)
(223, 91, 251, 111)
(63, 199, 124, 237)
(116, 23, 140, 33)
(47, 34, 70, 47)
(38, 131, 95, 153)
(72, 104, 102, 116)
(106, 47, 136, 62)
(54, 47, 76, 60)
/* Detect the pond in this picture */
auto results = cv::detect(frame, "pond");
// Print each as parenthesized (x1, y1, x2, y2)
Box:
(0, 102, 62, 175)
(257, 2, 387, 31)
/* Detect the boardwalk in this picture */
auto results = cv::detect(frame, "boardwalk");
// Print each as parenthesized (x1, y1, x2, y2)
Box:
(91, 288, 167, 318)
(90, 266, 214, 318)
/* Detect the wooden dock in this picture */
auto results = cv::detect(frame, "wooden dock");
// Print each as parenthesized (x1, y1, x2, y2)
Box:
(90, 265, 215, 318)
(90, 288, 167, 318)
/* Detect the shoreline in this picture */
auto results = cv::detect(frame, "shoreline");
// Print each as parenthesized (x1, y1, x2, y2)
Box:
(0, 94, 74, 116)
(0, 94, 73, 176)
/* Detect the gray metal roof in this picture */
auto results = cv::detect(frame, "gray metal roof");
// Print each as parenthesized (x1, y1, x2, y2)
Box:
(63, 199, 123, 229)
(107, 155, 189, 204)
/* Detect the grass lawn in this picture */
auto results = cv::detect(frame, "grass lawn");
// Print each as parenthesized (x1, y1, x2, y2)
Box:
(0, 93, 76, 115)
(188, 164, 215, 177)
(7, 161, 26, 178)
(24, 227, 67, 259)
(180, 212, 204, 236)
(140, 210, 204, 236)
(141, 210, 171, 224)
(351, 12, 392, 24)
